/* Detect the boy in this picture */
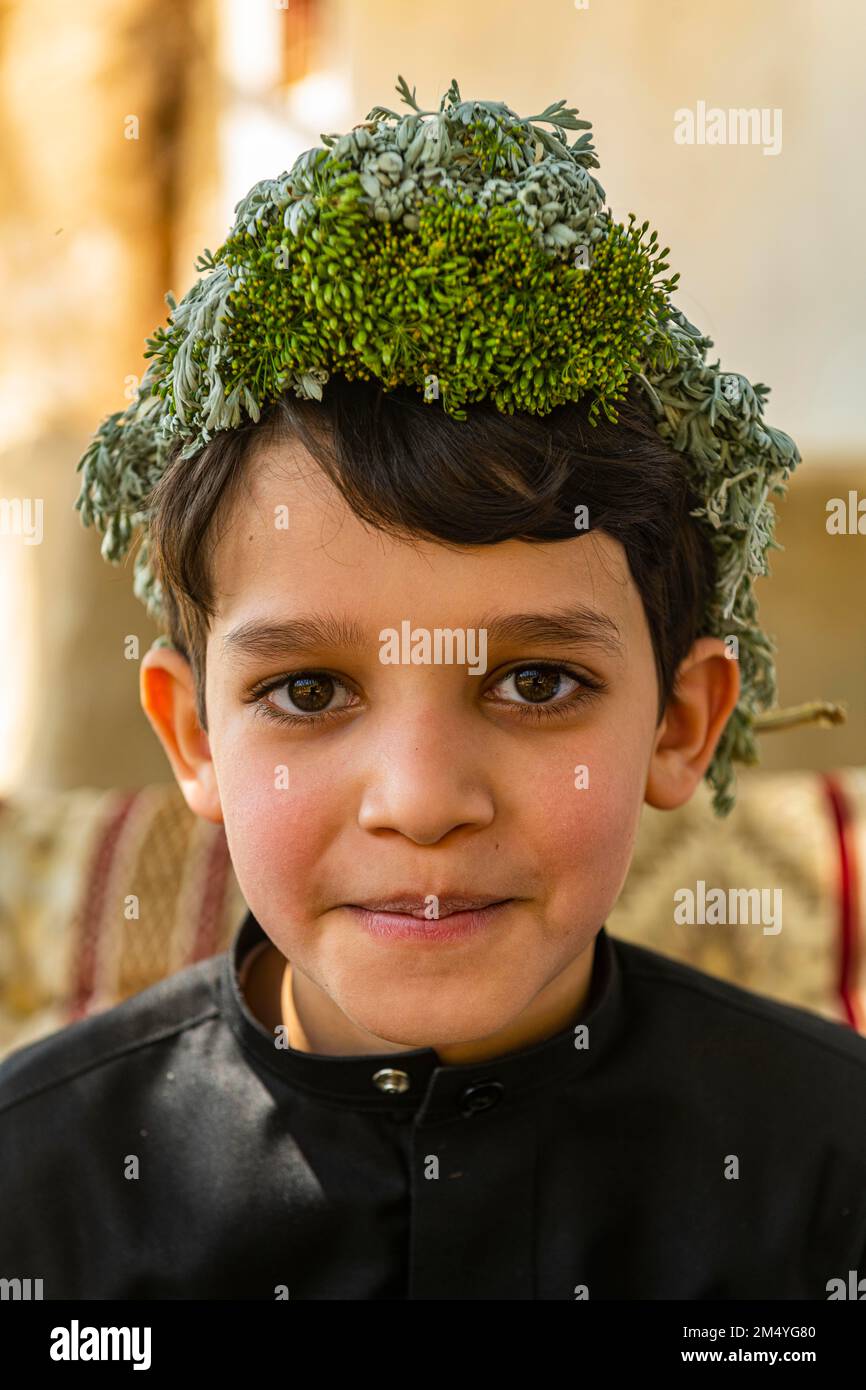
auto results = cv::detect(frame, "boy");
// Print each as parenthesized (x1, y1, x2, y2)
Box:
(1, 78, 864, 1300)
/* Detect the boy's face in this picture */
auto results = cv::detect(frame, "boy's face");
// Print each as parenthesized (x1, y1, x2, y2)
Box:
(142, 435, 738, 1051)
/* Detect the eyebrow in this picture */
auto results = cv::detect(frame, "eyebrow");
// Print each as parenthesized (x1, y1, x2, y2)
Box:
(221, 606, 624, 664)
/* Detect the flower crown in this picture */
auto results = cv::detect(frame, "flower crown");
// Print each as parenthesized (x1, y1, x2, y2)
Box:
(74, 75, 842, 817)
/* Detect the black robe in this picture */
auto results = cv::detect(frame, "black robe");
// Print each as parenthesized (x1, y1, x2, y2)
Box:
(1, 910, 865, 1299)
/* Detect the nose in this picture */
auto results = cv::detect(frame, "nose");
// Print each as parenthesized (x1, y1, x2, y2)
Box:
(356, 711, 496, 845)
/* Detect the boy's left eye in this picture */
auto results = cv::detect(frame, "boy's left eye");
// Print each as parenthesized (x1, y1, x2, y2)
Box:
(497, 664, 582, 706)
(246, 662, 606, 729)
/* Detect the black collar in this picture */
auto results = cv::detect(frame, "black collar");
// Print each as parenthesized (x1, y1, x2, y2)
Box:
(218, 909, 626, 1117)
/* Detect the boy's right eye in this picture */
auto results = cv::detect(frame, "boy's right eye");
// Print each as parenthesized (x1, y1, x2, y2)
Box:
(247, 670, 358, 728)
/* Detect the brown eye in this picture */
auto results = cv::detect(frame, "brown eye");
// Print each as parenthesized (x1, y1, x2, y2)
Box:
(280, 674, 338, 713)
(249, 669, 359, 729)
(497, 664, 578, 706)
(511, 666, 568, 702)
(485, 663, 606, 722)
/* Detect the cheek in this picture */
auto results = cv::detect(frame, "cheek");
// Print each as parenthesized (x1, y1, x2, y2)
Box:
(215, 742, 337, 911)
(525, 722, 647, 924)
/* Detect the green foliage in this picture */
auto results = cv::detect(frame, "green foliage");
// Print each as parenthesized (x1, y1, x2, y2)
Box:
(154, 181, 676, 427)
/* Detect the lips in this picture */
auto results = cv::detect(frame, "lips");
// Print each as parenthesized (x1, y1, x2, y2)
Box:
(346, 894, 510, 918)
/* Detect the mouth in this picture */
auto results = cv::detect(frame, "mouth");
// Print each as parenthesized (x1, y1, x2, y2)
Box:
(343, 896, 515, 944)
(346, 894, 511, 918)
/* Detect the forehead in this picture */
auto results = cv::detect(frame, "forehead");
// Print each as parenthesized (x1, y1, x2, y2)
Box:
(208, 434, 642, 644)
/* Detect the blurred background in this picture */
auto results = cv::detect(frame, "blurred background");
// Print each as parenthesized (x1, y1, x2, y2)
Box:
(0, 1, 864, 1049)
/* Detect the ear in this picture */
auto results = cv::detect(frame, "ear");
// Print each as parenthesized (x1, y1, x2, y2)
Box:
(140, 644, 223, 824)
(644, 636, 742, 811)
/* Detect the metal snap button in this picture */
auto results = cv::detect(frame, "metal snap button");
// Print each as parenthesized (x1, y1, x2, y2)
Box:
(372, 1067, 411, 1094)
(458, 1081, 504, 1117)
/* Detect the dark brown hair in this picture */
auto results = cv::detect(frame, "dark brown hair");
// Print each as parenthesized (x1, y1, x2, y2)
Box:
(144, 372, 715, 732)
